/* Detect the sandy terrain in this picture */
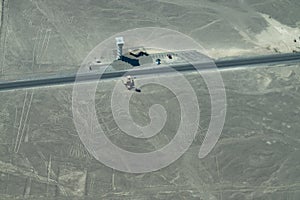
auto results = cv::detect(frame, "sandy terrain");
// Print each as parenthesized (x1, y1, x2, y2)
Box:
(0, 1, 300, 199)
(0, 63, 299, 199)
(0, 0, 300, 80)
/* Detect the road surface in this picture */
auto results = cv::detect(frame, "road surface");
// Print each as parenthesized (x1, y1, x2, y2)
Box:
(0, 53, 300, 91)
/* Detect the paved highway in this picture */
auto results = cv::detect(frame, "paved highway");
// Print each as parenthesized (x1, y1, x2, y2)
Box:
(0, 53, 300, 91)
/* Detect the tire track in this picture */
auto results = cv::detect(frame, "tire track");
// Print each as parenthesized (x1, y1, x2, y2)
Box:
(38, 29, 51, 69)
(14, 91, 28, 153)
(0, 0, 4, 37)
(32, 17, 47, 70)
(16, 91, 34, 153)
(0, 0, 6, 39)
(0, 0, 8, 75)
(0, 160, 66, 194)
(13, 91, 34, 154)
(33, 0, 78, 64)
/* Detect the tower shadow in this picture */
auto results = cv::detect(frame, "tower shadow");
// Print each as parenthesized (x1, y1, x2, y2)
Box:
(120, 56, 140, 66)
(130, 51, 149, 58)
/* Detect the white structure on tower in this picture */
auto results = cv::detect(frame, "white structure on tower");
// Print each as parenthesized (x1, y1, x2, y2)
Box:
(115, 37, 124, 60)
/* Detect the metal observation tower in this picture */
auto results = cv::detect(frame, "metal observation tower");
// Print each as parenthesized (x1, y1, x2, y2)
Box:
(115, 37, 124, 60)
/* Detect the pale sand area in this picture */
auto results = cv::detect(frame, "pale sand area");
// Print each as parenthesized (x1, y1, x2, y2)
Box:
(1, 0, 300, 80)
(208, 13, 300, 57)
(0, 63, 299, 199)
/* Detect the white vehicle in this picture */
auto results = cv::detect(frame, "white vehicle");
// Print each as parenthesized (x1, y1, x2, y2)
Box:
(123, 76, 135, 90)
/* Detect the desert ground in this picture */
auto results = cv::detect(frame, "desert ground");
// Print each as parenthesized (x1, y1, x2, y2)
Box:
(0, 64, 299, 199)
(1, 0, 300, 80)
(0, 0, 300, 199)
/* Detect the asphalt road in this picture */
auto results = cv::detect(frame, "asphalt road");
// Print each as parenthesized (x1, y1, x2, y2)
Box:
(0, 53, 300, 91)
